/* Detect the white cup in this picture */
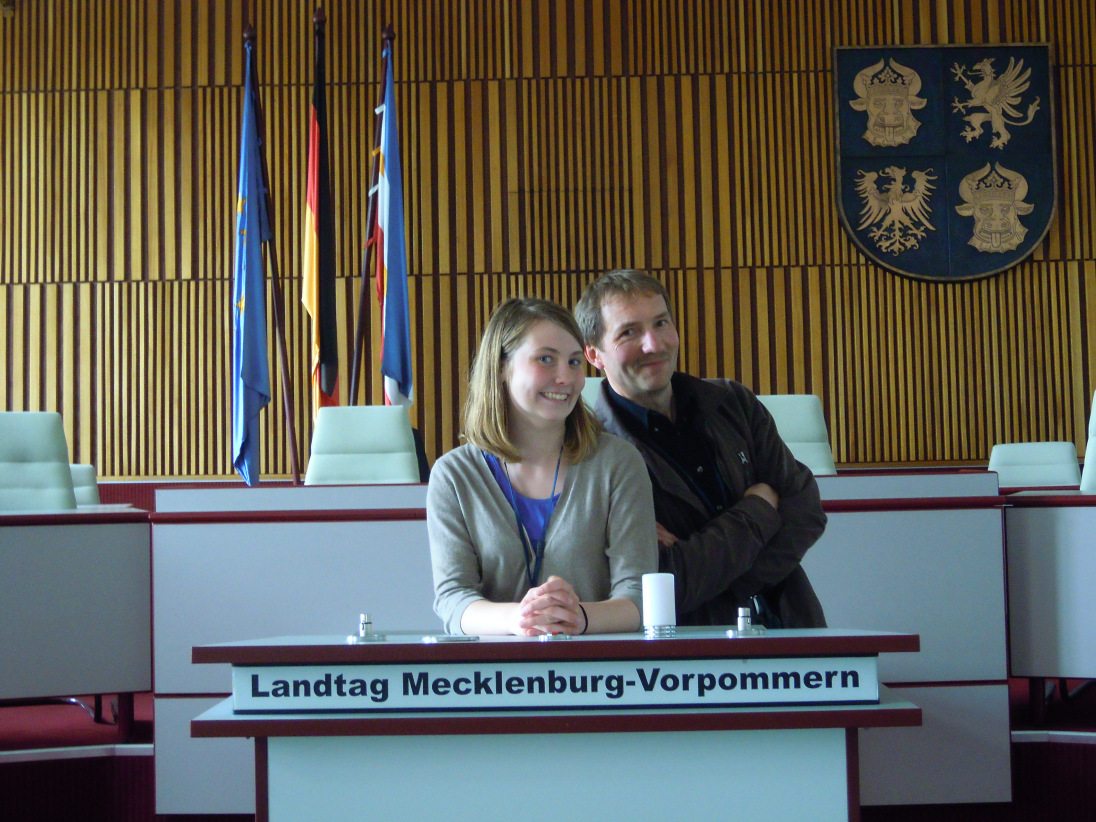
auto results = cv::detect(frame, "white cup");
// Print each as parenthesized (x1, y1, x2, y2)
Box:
(642, 573, 676, 637)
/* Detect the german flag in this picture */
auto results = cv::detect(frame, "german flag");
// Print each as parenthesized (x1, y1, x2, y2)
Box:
(301, 7, 338, 417)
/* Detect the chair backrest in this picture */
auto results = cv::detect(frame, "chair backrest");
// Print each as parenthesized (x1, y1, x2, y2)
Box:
(304, 405, 421, 485)
(755, 394, 837, 476)
(70, 463, 101, 505)
(988, 441, 1081, 489)
(581, 376, 604, 409)
(0, 411, 78, 511)
(1080, 391, 1096, 492)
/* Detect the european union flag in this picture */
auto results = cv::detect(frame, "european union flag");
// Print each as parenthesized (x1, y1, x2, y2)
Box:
(231, 41, 272, 486)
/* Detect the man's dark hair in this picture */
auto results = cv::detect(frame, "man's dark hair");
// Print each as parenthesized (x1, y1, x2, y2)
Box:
(574, 269, 673, 347)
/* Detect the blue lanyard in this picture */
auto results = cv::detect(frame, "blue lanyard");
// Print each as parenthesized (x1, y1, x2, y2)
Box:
(501, 448, 563, 590)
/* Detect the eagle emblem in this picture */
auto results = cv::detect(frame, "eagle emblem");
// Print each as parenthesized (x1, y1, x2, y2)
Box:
(854, 166, 937, 255)
(835, 44, 1054, 281)
(951, 58, 1041, 149)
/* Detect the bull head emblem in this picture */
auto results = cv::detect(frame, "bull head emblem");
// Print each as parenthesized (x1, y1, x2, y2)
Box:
(955, 163, 1034, 253)
(849, 59, 927, 147)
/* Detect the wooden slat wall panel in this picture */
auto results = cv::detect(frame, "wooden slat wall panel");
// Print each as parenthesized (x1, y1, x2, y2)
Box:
(1, 0, 1095, 477)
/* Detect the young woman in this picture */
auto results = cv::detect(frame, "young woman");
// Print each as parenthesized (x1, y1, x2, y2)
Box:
(427, 297, 657, 636)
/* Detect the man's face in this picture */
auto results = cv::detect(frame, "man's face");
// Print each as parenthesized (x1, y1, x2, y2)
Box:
(585, 291, 679, 407)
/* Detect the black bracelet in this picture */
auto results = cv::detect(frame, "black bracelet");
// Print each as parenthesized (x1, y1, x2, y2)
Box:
(579, 604, 589, 635)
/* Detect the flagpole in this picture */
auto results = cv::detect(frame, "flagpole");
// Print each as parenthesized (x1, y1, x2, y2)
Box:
(244, 23, 302, 484)
(349, 25, 395, 406)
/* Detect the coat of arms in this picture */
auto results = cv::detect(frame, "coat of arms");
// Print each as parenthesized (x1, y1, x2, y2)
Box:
(835, 45, 1054, 281)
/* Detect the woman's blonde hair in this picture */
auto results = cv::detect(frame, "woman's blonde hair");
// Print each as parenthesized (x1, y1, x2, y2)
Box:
(462, 297, 601, 464)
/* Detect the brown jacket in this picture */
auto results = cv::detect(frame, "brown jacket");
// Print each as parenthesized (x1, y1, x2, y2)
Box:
(593, 373, 827, 627)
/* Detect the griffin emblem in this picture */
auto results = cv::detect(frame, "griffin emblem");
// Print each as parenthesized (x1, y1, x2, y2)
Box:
(854, 166, 937, 255)
(951, 57, 1041, 148)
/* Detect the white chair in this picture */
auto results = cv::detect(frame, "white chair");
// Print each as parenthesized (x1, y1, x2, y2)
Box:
(988, 442, 1081, 489)
(581, 376, 604, 409)
(755, 394, 837, 476)
(70, 463, 101, 506)
(304, 405, 421, 485)
(0, 411, 78, 511)
(1, 414, 148, 731)
(1081, 392, 1096, 492)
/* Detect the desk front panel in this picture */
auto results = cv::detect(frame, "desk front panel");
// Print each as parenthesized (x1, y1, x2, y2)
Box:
(155, 484, 428, 513)
(817, 471, 999, 501)
(266, 727, 852, 822)
(0, 520, 151, 699)
(155, 696, 256, 815)
(1007, 504, 1096, 678)
(153, 518, 437, 693)
(802, 507, 1007, 682)
(858, 684, 1011, 805)
(800, 503, 1009, 805)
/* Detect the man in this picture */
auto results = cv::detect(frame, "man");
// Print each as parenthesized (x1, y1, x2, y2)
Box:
(575, 269, 827, 627)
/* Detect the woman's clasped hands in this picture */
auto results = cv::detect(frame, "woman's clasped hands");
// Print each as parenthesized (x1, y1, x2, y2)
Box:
(517, 575, 586, 636)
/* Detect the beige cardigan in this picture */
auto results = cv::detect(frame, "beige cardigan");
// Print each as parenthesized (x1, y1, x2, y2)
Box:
(427, 433, 658, 634)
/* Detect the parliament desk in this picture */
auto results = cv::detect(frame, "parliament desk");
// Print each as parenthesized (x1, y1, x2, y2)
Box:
(0, 507, 151, 737)
(153, 475, 1009, 813)
(192, 629, 920, 822)
(1004, 491, 1096, 718)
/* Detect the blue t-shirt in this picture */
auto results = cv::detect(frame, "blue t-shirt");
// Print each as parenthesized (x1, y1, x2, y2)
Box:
(483, 453, 560, 544)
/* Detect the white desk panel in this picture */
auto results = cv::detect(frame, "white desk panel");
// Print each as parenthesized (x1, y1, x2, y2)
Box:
(817, 471, 998, 501)
(268, 728, 850, 822)
(802, 508, 1007, 682)
(155, 697, 255, 815)
(0, 520, 151, 699)
(1007, 504, 1096, 678)
(859, 684, 1011, 805)
(153, 518, 437, 693)
(155, 484, 427, 513)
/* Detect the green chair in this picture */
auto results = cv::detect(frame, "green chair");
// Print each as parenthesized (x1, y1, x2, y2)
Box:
(304, 406, 421, 485)
(0, 411, 78, 511)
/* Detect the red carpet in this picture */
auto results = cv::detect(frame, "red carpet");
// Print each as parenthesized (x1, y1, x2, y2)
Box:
(0, 693, 153, 752)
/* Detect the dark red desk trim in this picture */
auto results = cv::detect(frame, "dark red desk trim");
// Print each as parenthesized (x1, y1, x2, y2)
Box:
(192, 701, 921, 739)
(831, 467, 989, 476)
(821, 495, 1006, 513)
(885, 678, 1008, 689)
(1000, 485, 1082, 495)
(1002, 493, 1096, 508)
(0, 510, 150, 526)
(151, 508, 426, 525)
(193, 633, 919, 666)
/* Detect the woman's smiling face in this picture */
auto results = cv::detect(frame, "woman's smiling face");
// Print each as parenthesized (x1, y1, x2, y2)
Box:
(503, 320, 586, 431)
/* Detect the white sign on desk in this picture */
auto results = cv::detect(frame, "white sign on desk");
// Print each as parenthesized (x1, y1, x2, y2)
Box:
(231, 655, 879, 713)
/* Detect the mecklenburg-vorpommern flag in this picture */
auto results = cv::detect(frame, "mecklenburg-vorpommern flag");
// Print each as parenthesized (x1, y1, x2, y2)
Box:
(372, 41, 413, 407)
(231, 40, 272, 487)
(302, 13, 339, 417)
